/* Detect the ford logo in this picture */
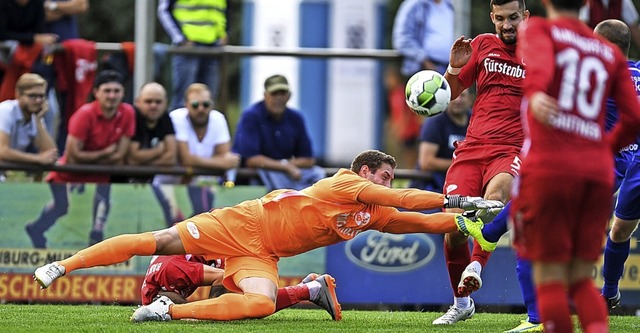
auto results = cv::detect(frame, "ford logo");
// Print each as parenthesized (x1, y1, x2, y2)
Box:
(344, 231, 436, 273)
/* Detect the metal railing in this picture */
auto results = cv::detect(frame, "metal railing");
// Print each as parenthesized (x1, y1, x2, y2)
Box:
(0, 161, 433, 182)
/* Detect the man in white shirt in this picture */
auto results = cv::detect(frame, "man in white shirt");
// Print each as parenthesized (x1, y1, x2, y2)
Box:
(168, 83, 240, 215)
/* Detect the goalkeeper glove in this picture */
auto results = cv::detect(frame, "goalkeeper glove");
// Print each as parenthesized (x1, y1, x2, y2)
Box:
(444, 195, 504, 210)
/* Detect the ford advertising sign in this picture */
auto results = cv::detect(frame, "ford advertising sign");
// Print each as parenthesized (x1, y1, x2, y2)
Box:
(344, 231, 436, 273)
(326, 230, 524, 304)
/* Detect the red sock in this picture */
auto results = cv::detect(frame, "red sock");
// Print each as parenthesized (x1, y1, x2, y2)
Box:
(536, 282, 573, 333)
(275, 285, 310, 312)
(470, 239, 492, 267)
(569, 279, 608, 333)
(444, 241, 470, 297)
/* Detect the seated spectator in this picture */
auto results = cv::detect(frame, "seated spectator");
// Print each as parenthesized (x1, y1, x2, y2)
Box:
(233, 74, 325, 191)
(169, 83, 240, 216)
(127, 82, 182, 227)
(127, 82, 177, 174)
(0, 73, 58, 166)
(25, 70, 135, 248)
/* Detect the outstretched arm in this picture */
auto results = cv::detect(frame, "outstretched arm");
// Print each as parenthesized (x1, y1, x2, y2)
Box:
(382, 211, 458, 234)
(357, 184, 446, 211)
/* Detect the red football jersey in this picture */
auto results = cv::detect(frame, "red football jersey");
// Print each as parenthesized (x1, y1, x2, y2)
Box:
(458, 33, 526, 146)
(140, 254, 211, 305)
(517, 16, 640, 181)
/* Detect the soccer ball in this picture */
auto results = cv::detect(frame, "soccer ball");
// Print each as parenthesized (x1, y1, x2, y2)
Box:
(405, 70, 451, 117)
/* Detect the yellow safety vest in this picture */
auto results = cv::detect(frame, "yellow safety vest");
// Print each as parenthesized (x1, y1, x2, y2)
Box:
(173, 0, 227, 44)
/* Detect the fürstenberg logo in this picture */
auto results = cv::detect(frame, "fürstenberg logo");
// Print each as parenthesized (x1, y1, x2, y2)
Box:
(344, 231, 436, 273)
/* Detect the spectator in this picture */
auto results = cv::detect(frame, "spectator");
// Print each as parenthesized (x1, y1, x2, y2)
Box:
(24, 70, 135, 248)
(409, 89, 471, 194)
(0, 0, 58, 46)
(233, 74, 325, 191)
(0, 73, 57, 165)
(127, 82, 183, 227)
(390, 0, 455, 168)
(392, 0, 455, 76)
(157, 0, 227, 110)
(169, 83, 239, 216)
(43, 0, 87, 39)
(127, 82, 177, 176)
(383, 65, 422, 169)
(38, 0, 90, 151)
(580, 0, 640, 53)
(0, 0, 58, 101)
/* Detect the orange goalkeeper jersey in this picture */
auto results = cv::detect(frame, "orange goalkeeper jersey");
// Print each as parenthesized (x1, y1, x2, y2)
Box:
(210, 169, 452, 257)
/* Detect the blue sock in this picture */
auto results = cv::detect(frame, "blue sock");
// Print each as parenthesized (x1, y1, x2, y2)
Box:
(515, 255, 539, 324)
(601, 236, 630, 298)
(481, 201, 511, 242)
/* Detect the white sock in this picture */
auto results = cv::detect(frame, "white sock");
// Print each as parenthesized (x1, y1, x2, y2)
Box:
(455, 296, 470, 309)
(306, 280, 321, 301)
(468, 260, 482, 274)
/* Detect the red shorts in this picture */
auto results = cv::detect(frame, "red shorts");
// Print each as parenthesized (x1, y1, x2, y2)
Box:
(444, 142, 522, 196)
(511, 173, 611, 263)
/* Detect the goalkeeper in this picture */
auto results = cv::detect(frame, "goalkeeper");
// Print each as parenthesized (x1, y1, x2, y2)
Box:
(34, 149, 502, 322)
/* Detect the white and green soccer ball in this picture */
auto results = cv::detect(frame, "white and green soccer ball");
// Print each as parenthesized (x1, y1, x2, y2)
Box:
(405, 70, 451, 117)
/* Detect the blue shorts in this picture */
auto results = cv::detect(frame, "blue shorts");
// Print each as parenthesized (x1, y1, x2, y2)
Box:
(615, 158, 640, 220)
(613, 149, 635, 192)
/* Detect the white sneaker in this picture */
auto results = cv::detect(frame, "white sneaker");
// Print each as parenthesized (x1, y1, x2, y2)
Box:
(131, 295, 173, 322)
(432, 298, 475, 325)
(34, 262, 65, 289)
(458, 264, 483, 296)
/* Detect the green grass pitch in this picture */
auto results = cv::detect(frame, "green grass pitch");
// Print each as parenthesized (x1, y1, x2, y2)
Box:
(2, 305, 639, 332)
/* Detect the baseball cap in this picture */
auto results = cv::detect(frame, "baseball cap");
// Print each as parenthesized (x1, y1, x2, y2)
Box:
(94, 70, 124, 88)
(264, 74, 290, 93)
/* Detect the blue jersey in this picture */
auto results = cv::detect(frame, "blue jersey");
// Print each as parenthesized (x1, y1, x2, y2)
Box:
(606, 60, 640, 190)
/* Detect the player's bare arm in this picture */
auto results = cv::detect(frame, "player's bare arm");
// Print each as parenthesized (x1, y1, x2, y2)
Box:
(444, 36, 472, 100)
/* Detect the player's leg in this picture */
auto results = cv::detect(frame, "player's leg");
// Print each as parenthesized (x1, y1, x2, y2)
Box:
(462, 172, 514, 295)
(147, 257, 279, 321)
(533, 262, 573, 333)
(275, 273, 342, 321)
(34, 226, 186, 289)
(602, 161, 640, 306)
(504, 255, 543, 333)
(570, 181, 612, 331)
(569, 260, 608, 333)
(25, 182, 70, 248)
(434, 148, 483, 325)
(89, 183, 111, 245)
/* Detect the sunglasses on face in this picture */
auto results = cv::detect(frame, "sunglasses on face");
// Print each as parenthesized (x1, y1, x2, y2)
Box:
(190, 100, 212, 109)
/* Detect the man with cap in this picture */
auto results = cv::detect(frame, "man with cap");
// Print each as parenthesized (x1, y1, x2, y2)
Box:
(233, 74, 325, 191)
(25, 69, 136, 248)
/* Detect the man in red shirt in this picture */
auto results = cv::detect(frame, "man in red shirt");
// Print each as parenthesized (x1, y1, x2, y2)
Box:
(513, 1, 640, 331)
(434, 0, 529, 325)
(25, 70, 135, 248)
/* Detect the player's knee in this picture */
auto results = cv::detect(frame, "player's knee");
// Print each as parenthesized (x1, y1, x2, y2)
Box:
(50, 202, 69, 217)
(609, 220, 637, 242)
(245, 292, 275, 318)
